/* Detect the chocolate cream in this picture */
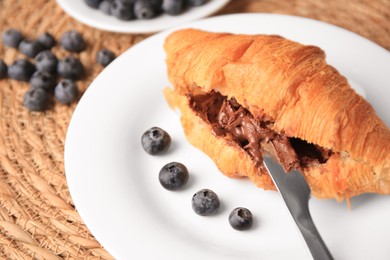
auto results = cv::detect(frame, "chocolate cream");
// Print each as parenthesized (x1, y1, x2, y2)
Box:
(189, 91, 332, 173)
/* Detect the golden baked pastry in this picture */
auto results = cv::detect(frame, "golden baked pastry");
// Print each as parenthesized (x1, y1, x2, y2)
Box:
(163, 28, 390, 200)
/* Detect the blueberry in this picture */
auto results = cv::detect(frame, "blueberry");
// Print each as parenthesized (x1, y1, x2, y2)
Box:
(111, 1, 134, 20)
(0, 60, 7, 79)
(192, 189, 220, 216)
(96, 48, 116, 67)
(18, 39, 43, 58)
(8, 59, 36, 82)
(2, 29, 23, 48)
(30, 71, 56, 92)
(35, 50, 58, 74)
(38, 32, 56, 50)
(134, 0, 158, 19)
(54, 79, 78, 104)
(159, 162, 189, 191)
(147, 0, 163, 13)
(118, 0, 134, 3)
(149, 0, 164, 10)
(141, 127, 171, 155)
(99, 0, 113, 14)
(60, 30, 85, 53)
(162, 0, 184, 15)
(57, 56, 84, 79)
(23, 88, 50, 111)
(84, 0, 103, 8)
(186, 0, 207, 6)
(228, 207, 253, 231)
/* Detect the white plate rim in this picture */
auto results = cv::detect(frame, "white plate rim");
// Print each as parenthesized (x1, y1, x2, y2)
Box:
(64, 13, 390, 260)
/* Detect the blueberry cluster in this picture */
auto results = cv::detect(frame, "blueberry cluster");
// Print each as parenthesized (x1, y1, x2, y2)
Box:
(141, 126, 254, 231)
(85, 0, 209, 20)
(1, 29, 116, 112)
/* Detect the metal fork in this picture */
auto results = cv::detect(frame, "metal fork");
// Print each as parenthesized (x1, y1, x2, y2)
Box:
(263, 157, 334, 260)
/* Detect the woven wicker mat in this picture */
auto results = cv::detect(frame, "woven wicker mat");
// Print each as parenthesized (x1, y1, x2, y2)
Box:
(0, 0, 389, 259)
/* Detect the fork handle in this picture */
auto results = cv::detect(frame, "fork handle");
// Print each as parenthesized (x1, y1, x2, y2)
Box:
(296, 211, 334, 260)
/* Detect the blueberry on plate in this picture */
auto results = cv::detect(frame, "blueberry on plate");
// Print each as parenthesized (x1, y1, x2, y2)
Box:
(186, 0, 208, 6)
(96, 48, 116, 67)
(162, 0, 184, 15)
(159, 162, 189, 191)
(2, 29, 23, 48)
(149, 0, 163, 12)
(228, 207, 253, 231)
(54, 79, 78, 104)
(57, 56, 84, 79)
(118, 0, 135, 4)
(111, 0, 134, 20)
(141, 127, 171, 155)
(60, 30, 85, 53)
(8, 59, 36, 82)
(23, 88, 50, 111)
(99, 0, 113, 15)
(134, 0, 158, 19)
(30, 71, 56, 92)
(84, 0, 103, 8)
(18, 39, 43, 58)
(0, 60, 8, 79)
(35, 50, 58, 74)
(38, 32, 56, 50)
(192, 189, 220, 216)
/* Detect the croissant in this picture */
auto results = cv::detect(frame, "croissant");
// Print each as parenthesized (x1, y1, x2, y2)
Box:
(163, 28, 390, 200)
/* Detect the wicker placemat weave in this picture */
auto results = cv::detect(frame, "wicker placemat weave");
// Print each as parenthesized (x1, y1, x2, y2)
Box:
(0, 0, 389, 259)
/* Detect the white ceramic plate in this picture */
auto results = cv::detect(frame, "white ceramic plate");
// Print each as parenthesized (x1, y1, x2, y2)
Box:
(56, 0, 230, 33)
(65, 14, 390, 260)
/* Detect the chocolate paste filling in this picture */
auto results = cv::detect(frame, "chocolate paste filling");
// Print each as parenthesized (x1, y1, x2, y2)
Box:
(189, 91, 332, 173)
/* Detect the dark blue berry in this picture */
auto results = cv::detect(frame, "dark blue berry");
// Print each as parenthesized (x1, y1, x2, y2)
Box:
(162, 0, 183, 15)
(18, 39, 43, 58)
(8, 59, 36, 82)
(99, 0, 113, 14)
(0, 60, 7, 79)
(228, 207, 253, 231)
(186, 0, 207, 6)
(96, 49, 116, 67)
(30, 71, 56, 92)
(118, 0, 135, 3)
(192, 189, 220, 216)
(38, 32, 56, 50)
(60, 31, 85, 53)
(111, 1, 134, 20)
(23, 88, 50, 111)
(152, 0, 163, 8)
(84, 0, 103, 8)
(2, 29, 23, 48)
(134, 0, 158, 19)
(159, 162, 189, 191)
(35, 50, 58, 74)
(148, 0, 163, 13)
(54, 79, 78, 104)
(141, 127, 171, 155)
(57, 56, 84, 79)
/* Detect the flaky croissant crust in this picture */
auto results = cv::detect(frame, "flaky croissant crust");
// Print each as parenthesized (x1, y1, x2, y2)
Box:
(164, 28, 390, 200)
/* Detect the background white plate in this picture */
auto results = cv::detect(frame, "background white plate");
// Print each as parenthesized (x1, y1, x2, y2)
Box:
(65, 14, 390, 260)
(56, 0, 230, 33)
